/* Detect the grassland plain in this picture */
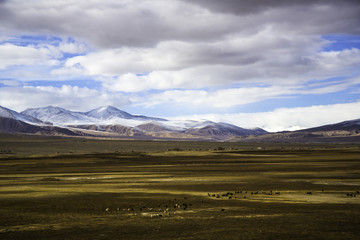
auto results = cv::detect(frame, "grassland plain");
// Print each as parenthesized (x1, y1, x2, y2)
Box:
(1, 134, 360, 239)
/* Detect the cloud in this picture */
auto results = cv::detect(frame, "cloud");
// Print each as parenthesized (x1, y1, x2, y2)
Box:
(187, 0, 359, 13)
(137, 86, 294, 108)
(131, 74, 360, 109)
(186, 0, 360, 34)
(58, 34, 360, 94)
(2, 0, 358, 50)
(0, 43, 60, 70)
(58, 39, 89, 54)
(61, 31, 323, 76)
(298, 75, 360, 94)
(0, 0, 359, 132)
(0, 36, 91, 82)
(2, 1, 360, 92)
(0, 0, 239, 48)
(172, 101, 360, 132)
(0, 85, 130, 112)
(0, 79, 21, 87)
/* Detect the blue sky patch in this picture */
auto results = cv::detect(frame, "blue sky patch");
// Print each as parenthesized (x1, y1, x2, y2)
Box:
(3, 35, 62, 47)
(24, 79, 101, 89)
(322, 34, 360, 51)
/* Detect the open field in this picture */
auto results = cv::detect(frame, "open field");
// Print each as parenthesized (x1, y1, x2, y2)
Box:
(1, 134, 360, 239)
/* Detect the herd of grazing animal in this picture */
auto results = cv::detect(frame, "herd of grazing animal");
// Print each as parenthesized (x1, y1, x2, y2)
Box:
(207, 190, 281, 200)
(102, 189, 359, 217)
(346, 191, 359, 197)
(103, 197, 192, 218)
(207, 189, 360, 200)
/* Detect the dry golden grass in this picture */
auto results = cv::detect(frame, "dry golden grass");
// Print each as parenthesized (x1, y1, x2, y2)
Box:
(1, 135, 360, 239)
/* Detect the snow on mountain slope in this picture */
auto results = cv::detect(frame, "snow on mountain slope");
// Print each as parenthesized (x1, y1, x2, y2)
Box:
(0, 106, 43, 125)
(21, 106, 166, 127)
(86, 106, 166, 121)
(3, 105, 360, 140)
(19, 105, 268, 138)
(156, 119, 214, 131)
(85, 106, 133, 120)
(21, 106, 93, 126)
(84, 106, 167, 127)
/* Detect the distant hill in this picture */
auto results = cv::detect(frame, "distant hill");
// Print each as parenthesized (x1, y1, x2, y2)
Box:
(5, 105, 360, 142)
(0, 117, 76, 136)
(231, 119, 360, 143)
(15, 105, 268, 140)
(298, 119, 360, 135)
(0, 106, 43, 125)
(185, 122, 267, 138)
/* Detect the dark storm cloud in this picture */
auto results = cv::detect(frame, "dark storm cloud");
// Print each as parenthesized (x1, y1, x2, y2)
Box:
(185, 0, 359, 14)
(1, 0, 359, 48)
(0, 0, 238, 48)
(0, 0, 9, 18)
(186, 0, 360, 34)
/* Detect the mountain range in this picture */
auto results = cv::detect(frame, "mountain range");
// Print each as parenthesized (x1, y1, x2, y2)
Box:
(0, 105, 267, 140)
(1, 105, 359, 142)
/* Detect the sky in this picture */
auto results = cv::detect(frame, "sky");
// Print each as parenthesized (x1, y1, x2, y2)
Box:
(0, 0, 360, 132)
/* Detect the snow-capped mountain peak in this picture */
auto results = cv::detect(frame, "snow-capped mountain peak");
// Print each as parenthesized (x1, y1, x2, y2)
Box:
(16, 105, 269, 139)
(20, 105, 165, 126)
(0, 106, 43, 125)
(85, 106, 133, 120)
(21, 106, 93, 126)
(0, 106, 16, 119)
(23, 106, 67, 118)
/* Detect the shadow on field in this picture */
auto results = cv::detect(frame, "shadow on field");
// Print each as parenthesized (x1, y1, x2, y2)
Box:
(1, 138, 360, 239)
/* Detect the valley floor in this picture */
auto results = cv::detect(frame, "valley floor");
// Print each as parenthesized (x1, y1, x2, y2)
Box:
(0, 136, 360, 239)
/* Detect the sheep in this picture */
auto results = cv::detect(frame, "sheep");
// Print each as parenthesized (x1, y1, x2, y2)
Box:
(346, 193, 357, 197)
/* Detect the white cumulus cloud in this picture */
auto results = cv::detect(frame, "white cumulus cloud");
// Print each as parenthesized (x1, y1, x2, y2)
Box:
(0, 85, 130, 112)
(0, 43, 60, 69)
